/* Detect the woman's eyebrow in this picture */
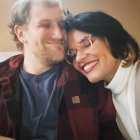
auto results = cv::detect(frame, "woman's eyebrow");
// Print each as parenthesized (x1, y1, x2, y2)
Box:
(79, 35, 89, 44)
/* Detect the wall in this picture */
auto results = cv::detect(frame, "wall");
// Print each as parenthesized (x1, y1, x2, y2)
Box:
(0, 0, 140, 51)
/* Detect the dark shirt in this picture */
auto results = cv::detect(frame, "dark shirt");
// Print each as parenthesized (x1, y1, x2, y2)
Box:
(19, 65, 61, 140)
(0, 55, 125, 140)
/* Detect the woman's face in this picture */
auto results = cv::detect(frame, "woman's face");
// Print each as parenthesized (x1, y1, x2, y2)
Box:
(67, 29, 121, 83)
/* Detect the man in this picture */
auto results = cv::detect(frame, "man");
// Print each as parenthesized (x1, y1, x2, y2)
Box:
(0, 0, 125, 139)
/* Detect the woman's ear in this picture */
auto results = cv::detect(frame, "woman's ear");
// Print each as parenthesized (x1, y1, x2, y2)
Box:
(122, 44, 135, 67)
(14, 25, 27, 44)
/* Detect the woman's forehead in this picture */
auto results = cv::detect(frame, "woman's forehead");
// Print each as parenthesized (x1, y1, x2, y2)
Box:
(68, 30, 89, 43)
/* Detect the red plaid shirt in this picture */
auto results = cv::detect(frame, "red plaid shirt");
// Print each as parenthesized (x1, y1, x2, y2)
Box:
(0, 55, 125, 140)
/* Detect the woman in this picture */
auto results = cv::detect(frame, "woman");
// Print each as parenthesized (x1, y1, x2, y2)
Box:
(65, 11, 140, 140)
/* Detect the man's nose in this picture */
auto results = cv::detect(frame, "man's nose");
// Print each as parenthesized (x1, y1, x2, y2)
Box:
(51, 24, 64, 39)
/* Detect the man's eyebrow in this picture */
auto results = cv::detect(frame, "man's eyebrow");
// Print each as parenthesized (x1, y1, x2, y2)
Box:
(38, 19, 51, 23)
(38, 18, 64, 24)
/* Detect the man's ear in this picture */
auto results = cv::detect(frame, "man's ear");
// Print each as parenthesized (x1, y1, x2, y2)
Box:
(14, 25, 27, 44)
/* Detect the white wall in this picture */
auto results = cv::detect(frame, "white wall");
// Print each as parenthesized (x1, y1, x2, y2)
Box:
(0, 51, 21, 62)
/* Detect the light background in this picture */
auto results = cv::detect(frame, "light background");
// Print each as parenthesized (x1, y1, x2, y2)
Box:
(0, 0, 140, 51)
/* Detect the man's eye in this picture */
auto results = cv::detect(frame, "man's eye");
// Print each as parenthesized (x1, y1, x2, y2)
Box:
(58, 20, 66, 29)
(41, 24, 51, 28)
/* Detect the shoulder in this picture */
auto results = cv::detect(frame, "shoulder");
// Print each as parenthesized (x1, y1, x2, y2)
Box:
(0, 54, 24, 76)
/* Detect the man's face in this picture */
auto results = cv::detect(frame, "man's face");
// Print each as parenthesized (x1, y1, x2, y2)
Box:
(22, 4, 67, 65)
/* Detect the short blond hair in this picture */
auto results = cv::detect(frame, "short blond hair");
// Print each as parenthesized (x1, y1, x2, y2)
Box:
(9, 0, 62, 50)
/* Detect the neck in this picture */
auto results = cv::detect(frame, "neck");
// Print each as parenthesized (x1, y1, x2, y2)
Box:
(23, 53, 52, 75)
(105, 60, 121, 83)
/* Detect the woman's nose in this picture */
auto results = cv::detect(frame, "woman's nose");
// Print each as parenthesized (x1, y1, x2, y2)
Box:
(75, 51, 87, 63)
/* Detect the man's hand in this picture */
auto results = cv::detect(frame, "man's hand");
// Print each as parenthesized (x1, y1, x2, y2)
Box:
(0, 136, 15, 140)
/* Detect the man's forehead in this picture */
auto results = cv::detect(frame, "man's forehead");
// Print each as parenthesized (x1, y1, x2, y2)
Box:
(29, 5, 64, 21)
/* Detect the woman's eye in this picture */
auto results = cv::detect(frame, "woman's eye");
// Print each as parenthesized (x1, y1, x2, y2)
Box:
(83, 39, 91, 47)
(80, 38, 91, 48)
(84, 37, 96, 47)
(78, 35, 96, 50)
